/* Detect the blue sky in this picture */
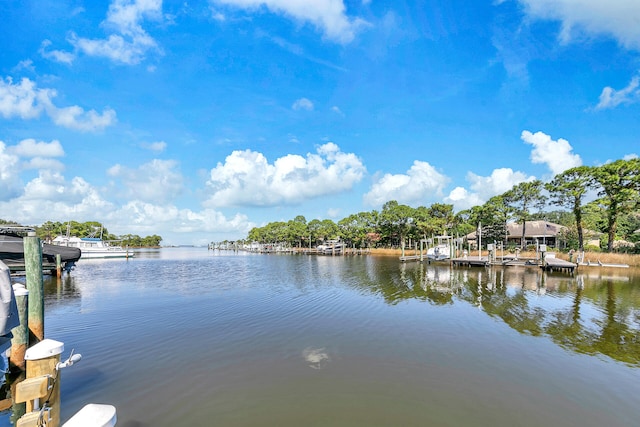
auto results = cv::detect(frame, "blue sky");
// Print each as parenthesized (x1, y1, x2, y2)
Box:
(1, 0, 639, 245)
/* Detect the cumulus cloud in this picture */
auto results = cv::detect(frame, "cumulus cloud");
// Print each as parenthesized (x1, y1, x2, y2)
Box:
(517, 0, 640, 50)
(9, 139, 65, 158)
(39, 40, 75, 64)
(0, 77, 43, 119)
(68, 0, 163, 65)
(0, 163, 252, 244)
(0, 76, 116, 131)
(212, 0, 368, 43)
(7, 139, 65, 172)
(141, 140, 167, 152)
(595, 75, 640, 110)
(292, 97, 314, 111)
(444, 168, 534, 210)
(0, 141, 22, 200)
(364, 160, 449, 207)
(107, 159, 184, 204)
(521, 130, 582, 175)
(204, 142, 365, 207)
(0, 171, 113, 223)
(114, 202, 253, 235)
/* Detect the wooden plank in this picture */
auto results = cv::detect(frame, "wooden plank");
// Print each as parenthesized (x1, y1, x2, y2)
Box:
(15, 375, 51, 403)
(0, 397, 12, 412)
(17, 410, 48, 427)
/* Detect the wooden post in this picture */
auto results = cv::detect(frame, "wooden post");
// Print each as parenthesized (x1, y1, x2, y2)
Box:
(24, 233, 44, 343)
(18, 339, 64, 427)
(56, 254, 62, 278)
(10, 284, 29, 371)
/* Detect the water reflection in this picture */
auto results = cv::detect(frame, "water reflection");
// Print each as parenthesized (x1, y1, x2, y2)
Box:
(376, 262, 640, 366)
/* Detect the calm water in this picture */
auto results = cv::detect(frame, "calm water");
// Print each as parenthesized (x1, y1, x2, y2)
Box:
(3, 248, 640, 426)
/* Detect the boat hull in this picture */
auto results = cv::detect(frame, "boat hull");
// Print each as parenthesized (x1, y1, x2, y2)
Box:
(0, 234, 82, 265)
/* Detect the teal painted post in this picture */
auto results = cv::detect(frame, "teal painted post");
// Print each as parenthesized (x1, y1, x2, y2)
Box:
(24, 233, 44, 343)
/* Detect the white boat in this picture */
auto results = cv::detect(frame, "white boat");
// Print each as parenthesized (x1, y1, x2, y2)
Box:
(426, 236, 452, 261)
(317, 241, 345, 255)
(51, 235, 133, 259)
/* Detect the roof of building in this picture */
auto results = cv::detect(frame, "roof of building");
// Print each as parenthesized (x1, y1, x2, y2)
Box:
(506, 220, 566, 238)
(466, 220, 566, 240)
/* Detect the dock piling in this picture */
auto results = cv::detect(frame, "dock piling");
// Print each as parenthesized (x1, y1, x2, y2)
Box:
(24, 232, 44, 343)
(10, 284, 29, 371)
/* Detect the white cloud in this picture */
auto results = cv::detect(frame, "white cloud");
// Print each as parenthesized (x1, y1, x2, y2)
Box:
(204, 142, 365, 207)
(595, 75, 640, 110)
(327, 208, 340, 218)
(0, 77, 43, 119)
(331, 105, 345, 116)
(212, 0, 368, 43)
(0, 76, 116, 131)
(468, 168, 533, 196)
(623, 153, 638, 160)
(107, 159, 184, 204)
(517, 0, 640, 50)
(113, 202, 253, 236)
(141, 140, 167, 152)
(444, 168, 534, 211)
(22, 158, 65, 171)
(7, 139, 65, 172)
(0, 165, 252, 244)
(444, 187, 484, 211)
(364, 160, 449, 207)
(14, 60, 36, 73)
(39, 40, 76, 64)
(0, 141, 22, 201)
(9, 139, 65, 158)
(292, 97, 314, 111)
(69, 0, 162, 65)
(521, 130, 582, 175)
(0, 172, 112, 224)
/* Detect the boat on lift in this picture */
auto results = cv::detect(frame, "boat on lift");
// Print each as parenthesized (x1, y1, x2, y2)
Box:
(426, 236, 452, 261)
(0, 226, 81, 270)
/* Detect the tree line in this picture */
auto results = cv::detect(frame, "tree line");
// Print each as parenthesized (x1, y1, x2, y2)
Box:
(0, 219, 163, 247)
(245, 158, 640, 253)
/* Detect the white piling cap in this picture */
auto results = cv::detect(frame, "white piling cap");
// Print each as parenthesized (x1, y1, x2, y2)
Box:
(12, 283, 29, 297)
(62, 404, 117, 427)
(24, 339, 64, 360)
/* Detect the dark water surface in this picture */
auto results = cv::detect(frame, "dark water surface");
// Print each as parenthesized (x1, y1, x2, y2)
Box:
(3, 248, 640, 426)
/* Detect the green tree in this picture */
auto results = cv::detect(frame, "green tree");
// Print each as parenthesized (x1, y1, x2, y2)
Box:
(504, 180, 546, 248)
(287, 216, 308, 247)
(479, 195, 514, 246)
(380, 200, 415, 248)
(338, 211, 378, 248)
(545, 166, 594, 251)
(590, 158, 640, 251)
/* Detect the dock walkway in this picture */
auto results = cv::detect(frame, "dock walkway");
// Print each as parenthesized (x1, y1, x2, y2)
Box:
(542, 257, 577, 273)
(451, 256, 490, 267)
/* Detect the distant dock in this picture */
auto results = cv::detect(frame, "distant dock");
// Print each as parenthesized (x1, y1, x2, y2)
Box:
(450, 256, 491, 267)
(541, 257, 577, 273)
(450, 254, 578, 274)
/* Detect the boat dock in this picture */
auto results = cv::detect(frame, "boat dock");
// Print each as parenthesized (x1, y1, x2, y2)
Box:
(450, 256, 490, 267)
(3, 259, 60, 275)
(541, 257, 577, 273)
(449, 254, 578, 273)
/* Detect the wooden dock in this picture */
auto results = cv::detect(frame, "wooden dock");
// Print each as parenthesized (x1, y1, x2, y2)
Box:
(3, 260, 59, 275)
(541, 257, 577, 273)
(451, 256, 490, 267)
